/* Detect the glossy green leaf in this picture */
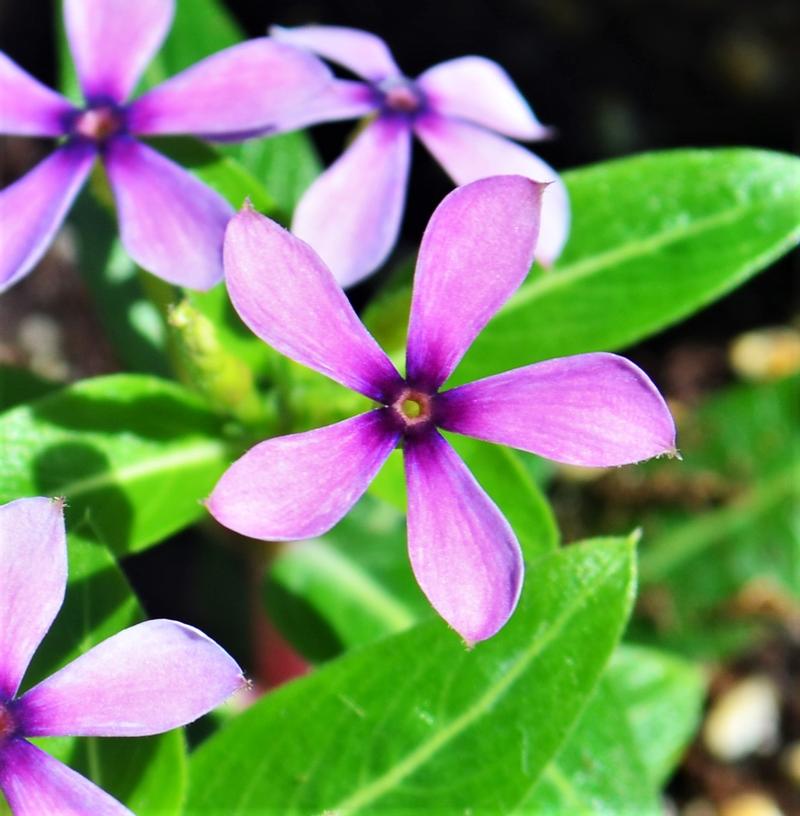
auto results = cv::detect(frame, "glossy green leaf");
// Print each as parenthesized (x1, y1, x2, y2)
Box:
(605, 645, 705, 786)
(0, 374, 230, 556)
(190, 536, 636, 814)
(524, 678, 659, 816)
(453, 149, 800, 383)
(522, 645, 703, 813)
(24, 515, 186, 815)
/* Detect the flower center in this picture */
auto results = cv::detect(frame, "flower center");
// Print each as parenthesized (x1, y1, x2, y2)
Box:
(0, 703, 16, 745)
(379, 78, 424, 115)
(392, 388, 434, 430)
(72, 104, 125, 143)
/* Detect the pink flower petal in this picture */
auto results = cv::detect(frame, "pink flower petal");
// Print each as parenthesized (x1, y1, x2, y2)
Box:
(0, 144, 94, 293)
(270, 24, 400, 81)
(0, 498, 66, 700)
(0, 739, 132, 815)
(128, 39, 331, 138)
(208, 411, 399, 541)
(438, 352, 677, 467)
(405, 175, 543, 390)
(18, 620, 244, 737)
(291, 116, 412, 287)
(418, 56, 550, 140)
(415, 113, 570, 265)
(104, 137, 231, 289)
(274, 78, 375, 132)
(0, 53, 74, 136)
(63, 0, 174, 103)
(404, 431, 523, 644)
(224, 205, 402, 401)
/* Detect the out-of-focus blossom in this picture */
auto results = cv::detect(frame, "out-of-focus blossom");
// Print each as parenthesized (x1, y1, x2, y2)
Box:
(271, 24, 570, 287)
(0, 497, 245, 814)
(0, 0, 330, 293)
(208, 176, 675, 644)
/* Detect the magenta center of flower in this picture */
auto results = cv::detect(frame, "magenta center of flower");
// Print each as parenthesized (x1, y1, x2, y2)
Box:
(0, 703, 16, 745)
(392, 388, 434, 429)
(72, 105, 124, 143)
(380, 79, 423, 114)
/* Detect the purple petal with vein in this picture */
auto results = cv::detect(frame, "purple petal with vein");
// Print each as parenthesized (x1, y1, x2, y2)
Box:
(128, 39, 330, 138)
(439, 352, 677, 466)
(19, 620, 243, 737)
(0, 53, 74, 136)
(0, 739, 132, 815)
(406, 175, 542, 390)
(415, 113, 570, 265)
(224, 205, 402, 401)
(418, 56, 550, 141)
(63, 0, 174, 103)
(0, 144, 94, 294)
(274, 78, 375, 133)
(104, 138, 231, 289)
(404, 431, 523, 644)
(208, 411, 399, 541)
(292, 117, 412, 287)
(0, 498, 66, 700)
(270, 24, 400, 81)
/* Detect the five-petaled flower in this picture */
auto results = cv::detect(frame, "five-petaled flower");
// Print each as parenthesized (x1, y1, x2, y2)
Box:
(270, 24, 570, 287)
(0, 497, 245, 814)
(208, 175, 676, 644)
(0, 0, 330, 293)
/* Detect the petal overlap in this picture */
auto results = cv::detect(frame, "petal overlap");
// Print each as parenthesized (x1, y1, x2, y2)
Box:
(291, 117, 412, 288)
(415, 113, 569, 265)
(224, 205, 402, 401)
(270, 24, 400, 81)
(438, 352, 678, 467)
(208, 411, 399, 541)
(63, 0, 174, 103)
(405, 175, 543, 390)
(404, 431, 524, 644)
(104, 137, 231, 290)
(0, 498, 67, 700)
(418, 56, 550, 141)
(0, 144, 94, 294)
(18, 620, 243, 737)
(128, 39, 331, 138)
(0, 53, 74, 137)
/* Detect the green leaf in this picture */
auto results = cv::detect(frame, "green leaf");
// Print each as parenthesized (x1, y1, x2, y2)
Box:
(265, 496, 431, 661)
(0, 374, 230, 556)
(605, 645, 705, 786)
(189, 536, 636, 815)
(25, 515, 186, 815)
(524, 678, 660, 816)
(0, 366, 59, 412)
(450, 149, 800, 383)
(225, 131, 322, 215)
(522, 644, 703, 814)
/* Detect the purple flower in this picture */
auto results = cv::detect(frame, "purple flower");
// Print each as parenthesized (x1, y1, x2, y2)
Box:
(207, 175, 676, 644)
(0, 0, 330, 294)
(0, 497, 244, 814)
(269, 24, 570, 287)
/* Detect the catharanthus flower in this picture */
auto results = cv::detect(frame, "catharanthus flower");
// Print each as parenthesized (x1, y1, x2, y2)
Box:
(0, 497, 244, 814)
(0, 0, 330, 293)
(270, 24, 569, 287)
(208, 175, 676, 644)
